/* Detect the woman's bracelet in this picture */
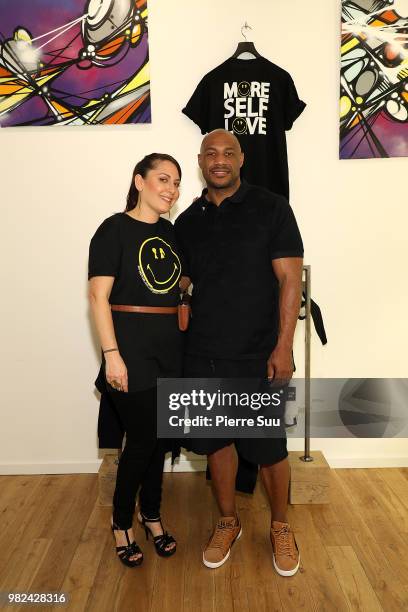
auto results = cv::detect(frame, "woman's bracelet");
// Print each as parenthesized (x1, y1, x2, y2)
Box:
(103, 348, 119, 354)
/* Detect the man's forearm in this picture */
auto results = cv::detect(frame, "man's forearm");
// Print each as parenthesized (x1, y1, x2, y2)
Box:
(267, 258, 303, 380)
(276, 270, 303, 351)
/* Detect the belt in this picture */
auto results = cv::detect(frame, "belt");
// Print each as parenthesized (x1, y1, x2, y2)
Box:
(111, 304, 178, 314)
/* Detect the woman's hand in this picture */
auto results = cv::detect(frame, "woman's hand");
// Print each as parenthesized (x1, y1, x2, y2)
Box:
(105, 352, 128, 392)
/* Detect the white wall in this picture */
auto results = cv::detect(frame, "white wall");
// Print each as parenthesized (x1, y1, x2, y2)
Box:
(1, 0, 407, 475)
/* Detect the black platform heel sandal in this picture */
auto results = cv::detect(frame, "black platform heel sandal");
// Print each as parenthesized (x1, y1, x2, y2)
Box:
(138, 513, 177, 558)
(111, 521, 143, 567)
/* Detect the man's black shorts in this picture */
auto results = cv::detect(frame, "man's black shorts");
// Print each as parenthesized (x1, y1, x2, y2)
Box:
(183, 354, 288, 466)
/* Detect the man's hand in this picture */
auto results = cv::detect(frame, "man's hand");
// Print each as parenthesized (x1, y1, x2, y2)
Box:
(179, 275, 192, 293)
(267, 344, 294, 385)
(268, 257, 302, 386)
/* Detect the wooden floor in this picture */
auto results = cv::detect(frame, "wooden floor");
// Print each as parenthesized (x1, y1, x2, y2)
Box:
(0, 469, 407, 612)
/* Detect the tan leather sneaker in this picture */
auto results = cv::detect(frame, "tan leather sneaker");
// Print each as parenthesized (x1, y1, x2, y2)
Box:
(203, 516, 242, 568)
(270, 520, 300, 576)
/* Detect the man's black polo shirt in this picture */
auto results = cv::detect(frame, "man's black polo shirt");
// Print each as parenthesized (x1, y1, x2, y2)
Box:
(174, 181, 303, 359)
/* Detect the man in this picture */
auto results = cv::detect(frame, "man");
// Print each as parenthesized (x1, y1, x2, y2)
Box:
(175, 129, 303, 576)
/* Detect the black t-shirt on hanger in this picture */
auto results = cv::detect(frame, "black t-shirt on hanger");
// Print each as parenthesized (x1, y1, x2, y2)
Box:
(182, 56, 306, 200)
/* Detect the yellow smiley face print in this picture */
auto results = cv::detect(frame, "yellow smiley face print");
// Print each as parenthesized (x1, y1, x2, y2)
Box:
(238, 81, 250, 97)
(138, 237, 181, 294)
(232, 117, 247, 134)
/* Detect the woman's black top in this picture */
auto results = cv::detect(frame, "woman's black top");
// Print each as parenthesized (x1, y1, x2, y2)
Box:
(89, 213, 183, 392)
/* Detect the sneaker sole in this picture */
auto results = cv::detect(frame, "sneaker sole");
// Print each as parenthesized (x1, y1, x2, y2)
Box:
(272, 552, 301, 577)
(202, 527, 242, 569)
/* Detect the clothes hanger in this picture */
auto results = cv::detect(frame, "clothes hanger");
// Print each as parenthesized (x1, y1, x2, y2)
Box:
(231, 22, 261, 59)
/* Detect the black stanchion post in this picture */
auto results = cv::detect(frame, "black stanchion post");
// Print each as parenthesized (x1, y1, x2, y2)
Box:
(300, 265, 313, 463)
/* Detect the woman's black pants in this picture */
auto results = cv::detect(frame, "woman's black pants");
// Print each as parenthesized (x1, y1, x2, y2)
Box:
(110, 388, 165, 530)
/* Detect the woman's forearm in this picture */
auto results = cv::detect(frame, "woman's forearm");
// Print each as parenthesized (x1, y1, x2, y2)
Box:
(89, 293, 118, 352)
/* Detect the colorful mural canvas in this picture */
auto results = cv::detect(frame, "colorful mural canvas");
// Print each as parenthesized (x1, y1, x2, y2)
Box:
(0, 0, 149, 126)
(340, 0, 408, 158)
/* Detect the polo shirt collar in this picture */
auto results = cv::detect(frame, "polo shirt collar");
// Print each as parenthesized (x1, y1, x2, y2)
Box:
(198, 180, 250, 207)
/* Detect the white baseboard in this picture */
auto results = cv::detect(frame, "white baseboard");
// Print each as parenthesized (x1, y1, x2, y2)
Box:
(0, 457, 207, 476)
(326, 456, 408, 468)
(1, 456, 407, 475)
(0, 461, 103, 475)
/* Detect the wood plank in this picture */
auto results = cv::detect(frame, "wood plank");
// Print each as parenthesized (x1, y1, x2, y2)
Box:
(213, 485, 255, 612)
(230, 563, 251, 612)
(80, 503, 158, 612)
(78, 484, 157, 612)
(309, 500, 351, 548)
(11, 539, 52, 612)
(375, 538, 408, 592)
(85, 535, 130, 612)
(337, 469, 399, 531)
(182, 473, 215, 612)
(213, 564, 234, 612)
(29, 475, 98, 594)
(57, 504, 110, 611)
(372, 468, 408, 516)
(14, 538, 51, 588)
(0, 475, 40, 511)
(402, 533, 408, 588)
(113, 543, 158, 612)
(367, 469, 408, 532)
(0, 476, 43, 540)
(275, 502, 319, 612)
(232, 483, 284, 612)
(0, 474, 45, 585)
(338, 469, 408, 587)
(226, 487, 258, 612)
(326, 545, 383, 611)
(1, 470, 408, 611)
(289, 505, 350, 611)
(0, 476, 73, 586)
(233, 481, 315, 612)
(383, 468, 408, 506)
(400, 467, 408, 482)
(149, 472, 191, 612)
(331, 470, 408, 611)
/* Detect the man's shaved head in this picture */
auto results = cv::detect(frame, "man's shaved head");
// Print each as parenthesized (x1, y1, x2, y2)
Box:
(198, 129, 244, 193)
(200, 129, 242, 154)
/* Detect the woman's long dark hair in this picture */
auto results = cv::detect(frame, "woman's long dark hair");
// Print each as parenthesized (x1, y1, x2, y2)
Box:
(125, 153, 182, 212)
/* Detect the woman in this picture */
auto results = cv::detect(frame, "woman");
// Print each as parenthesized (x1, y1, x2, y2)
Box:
(88, 153, 183, 566)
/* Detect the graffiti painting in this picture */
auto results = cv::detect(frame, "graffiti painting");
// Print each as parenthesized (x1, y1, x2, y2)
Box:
(340, 0, 408, 158)
(0, 0, 149, 126)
